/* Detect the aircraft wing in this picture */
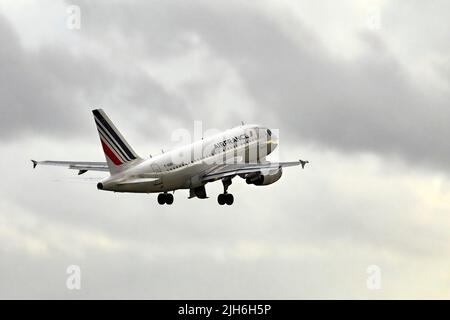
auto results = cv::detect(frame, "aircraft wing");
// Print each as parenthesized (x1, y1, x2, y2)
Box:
(31, 160, 109, 175)
(202, 160, 308, 182)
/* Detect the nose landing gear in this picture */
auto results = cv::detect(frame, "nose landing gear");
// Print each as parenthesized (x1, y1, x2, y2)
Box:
(218, 177, 234, 205)
(157, 192, 174, 205)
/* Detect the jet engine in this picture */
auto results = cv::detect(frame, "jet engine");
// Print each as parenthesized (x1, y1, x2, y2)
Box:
(245, 168, 282, 186)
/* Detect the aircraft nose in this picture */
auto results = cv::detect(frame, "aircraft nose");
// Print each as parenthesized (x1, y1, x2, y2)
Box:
(271, 131, 278, 144)
(267, 129, 278, 150)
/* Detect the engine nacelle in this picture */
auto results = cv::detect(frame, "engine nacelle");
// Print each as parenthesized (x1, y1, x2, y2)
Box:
(246, 168, 282, 186)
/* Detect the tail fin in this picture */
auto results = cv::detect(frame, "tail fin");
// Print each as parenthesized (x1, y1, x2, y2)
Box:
(92, 109, 141, 174)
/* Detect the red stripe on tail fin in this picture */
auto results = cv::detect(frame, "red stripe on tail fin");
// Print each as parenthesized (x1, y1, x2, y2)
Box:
(101, 140, 123, 166)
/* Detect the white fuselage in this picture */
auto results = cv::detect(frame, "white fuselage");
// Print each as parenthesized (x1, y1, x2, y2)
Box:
(99, 125, 278, 193)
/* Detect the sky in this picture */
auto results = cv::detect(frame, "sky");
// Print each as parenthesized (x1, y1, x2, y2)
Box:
(0, 0, 450, 299)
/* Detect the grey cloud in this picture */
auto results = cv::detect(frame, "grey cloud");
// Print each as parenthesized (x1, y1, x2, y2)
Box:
(0, 245, 370, 299)
(3, 0, 450, 170)
(2, 0, 450, 300)
(0, 15, 99, 140)
(0, 13, 187, 143)
(69, 0, 450, 172)
(2, 138, 450, 299)
(178, 4, 450, 171)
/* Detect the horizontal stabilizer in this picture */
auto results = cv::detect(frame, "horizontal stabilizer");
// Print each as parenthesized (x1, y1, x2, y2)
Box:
(31, 160, 109, 172)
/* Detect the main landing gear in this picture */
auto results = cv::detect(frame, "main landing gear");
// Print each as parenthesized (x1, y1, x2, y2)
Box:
(218, 177, 234, 205)
(157, 192, 174, 205)
(218, 193, 234, 205)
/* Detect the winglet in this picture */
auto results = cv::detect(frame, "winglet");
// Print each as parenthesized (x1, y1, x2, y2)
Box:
(31, 160, 38, 169)
(299, 159, 309, 169)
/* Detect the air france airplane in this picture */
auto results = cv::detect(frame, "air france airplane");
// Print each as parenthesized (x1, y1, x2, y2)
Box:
(32, 109, 308, 205)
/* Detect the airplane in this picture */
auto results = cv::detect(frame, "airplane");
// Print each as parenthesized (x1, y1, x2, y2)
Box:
(32, 109, 308, 205)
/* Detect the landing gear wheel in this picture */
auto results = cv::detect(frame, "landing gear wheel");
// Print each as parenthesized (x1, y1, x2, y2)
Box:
(219, 177, 234, 205)
(157, 193, 165, 205)
(166, 193, 174, 205)
(217, 194, 226, 205)
(225, 193, 234, 205)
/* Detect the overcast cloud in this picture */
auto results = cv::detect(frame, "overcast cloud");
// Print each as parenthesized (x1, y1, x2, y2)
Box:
(1, 0, 450, 299)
